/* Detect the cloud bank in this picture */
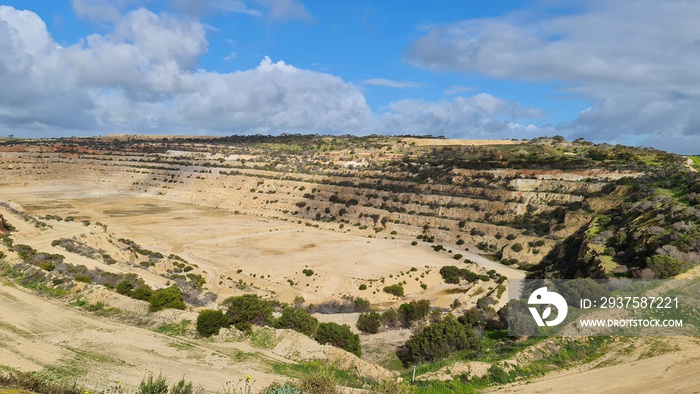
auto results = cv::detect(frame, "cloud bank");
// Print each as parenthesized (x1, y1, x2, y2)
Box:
(405, 0, 700, 153)
(0, 5, 537, 140)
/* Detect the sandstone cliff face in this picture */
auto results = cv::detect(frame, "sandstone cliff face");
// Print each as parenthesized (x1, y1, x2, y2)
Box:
(0, 137, 637, 266)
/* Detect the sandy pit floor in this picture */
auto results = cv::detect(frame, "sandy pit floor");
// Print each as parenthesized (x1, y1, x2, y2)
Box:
(1, 185, 522, 306)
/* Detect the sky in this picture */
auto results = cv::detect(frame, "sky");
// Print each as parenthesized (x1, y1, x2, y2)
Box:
(1, 1, 699, 154)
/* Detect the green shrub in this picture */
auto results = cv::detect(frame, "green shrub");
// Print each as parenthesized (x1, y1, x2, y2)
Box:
(224, 294, 273, 331)
(488, 363, 512, 384)
(139, 373, 168, 394)
(397, 315, 479, 366)
(398, 300, 430, 328)
(276, 307, 319, 336)
(357, 312, 382, 334)
(149, 286, 186, 312)
(358, 284, 367, 290)
(264, 382, 303, 394)
(439, 265, 478, 284)
(130, 285, 154, 301)
(39, 261, 55, 271)
(646, 255, 691, 278)
(383, 284, 404, 297)
(382, 308, 399, 328)
(74, 275, 91, 283)
(298, 367, 339, 394)
(302, 268, 314, 276)
(315, 322, 361, 357)
(116, 280, 134, 295)
(511, 243, 523, 252)
(353, 296, 371, 312)
(170, 378, 193, 394)
(196, 309, 228, 337)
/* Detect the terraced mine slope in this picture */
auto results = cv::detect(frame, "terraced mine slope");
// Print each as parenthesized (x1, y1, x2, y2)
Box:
(1, 135, 699, 393)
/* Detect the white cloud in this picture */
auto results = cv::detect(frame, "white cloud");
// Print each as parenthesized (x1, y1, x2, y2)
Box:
(62, 8, 207, 97)
(0, 5, 540, 140)
(174, 57, 372, 133)
(0, 6, 365, 135)
(0, 6, 97, 130)
(363, 78, 425, 89)
(376, 94, 544, 138)
(405, 0, 700, 153)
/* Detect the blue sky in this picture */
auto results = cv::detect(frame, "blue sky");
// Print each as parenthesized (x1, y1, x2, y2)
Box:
(1, 1, 700, 153)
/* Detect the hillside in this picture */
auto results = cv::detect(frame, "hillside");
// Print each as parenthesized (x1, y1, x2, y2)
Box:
(1, 135, 699, 393)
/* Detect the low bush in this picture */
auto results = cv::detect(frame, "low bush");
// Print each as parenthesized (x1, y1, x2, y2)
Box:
(383, 284, 404, 297)
(149, 286, 186, 312)
(139, 373, 168, 394)
(397, 315, 479, 366)
(315, 322, 361, 357)
(646, 254, 691, 278)
(356, 312, 382, 334)
(130, 285, 154, 301)
(302, 268, 314, 276)
(398, 300, 430, 328)
(224, 294, 273, 331)
(382, 308, 399, 328)
(276, 307, 319, 336)
(170, 378, 193, 394)
(439, 265, 478, 284)
(74, 274, 91, 283)
(116, 280, 134, 295)
(307, 296, 370, 314)
(196, 309, 229, 337)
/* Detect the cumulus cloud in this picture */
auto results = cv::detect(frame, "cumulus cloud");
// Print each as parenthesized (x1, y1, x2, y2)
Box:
(0, 6, 365, 135)
(0, 6, 97, 131)
(0, 4, 540, 139)
(174, 57, 372, 133)
(363, 78, 425, 89)
(64, 8, 208, 90)
(376, 94, 544, 138)
(405, 0, 700, 153)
